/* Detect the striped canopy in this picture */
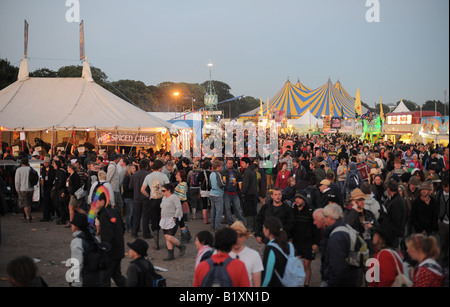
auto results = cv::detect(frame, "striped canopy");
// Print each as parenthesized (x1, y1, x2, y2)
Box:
(295, 79, 311, 93)
(305, 79, 355, 118)
(240, 78, 356, 119)
(334, 80, 355, 104)
(262, 80, 310, 117)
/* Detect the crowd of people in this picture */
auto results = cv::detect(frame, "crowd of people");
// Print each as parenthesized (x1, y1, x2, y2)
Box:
(1, 133, 449, 287)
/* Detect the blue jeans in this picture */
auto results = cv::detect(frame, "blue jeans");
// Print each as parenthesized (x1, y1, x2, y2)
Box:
(209, 195, 224, 230)
(224, 193, 244, 225)
(123, 198, 134, 231)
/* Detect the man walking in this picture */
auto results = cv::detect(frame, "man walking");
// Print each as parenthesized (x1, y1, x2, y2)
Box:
(221, 158, 244, 226)
(140, 160, 169, 248)
(240, 157, 258, 232)
(106, 152, 123, 211)
(15, 157, 35, 222)
(129, 159, 150, 239)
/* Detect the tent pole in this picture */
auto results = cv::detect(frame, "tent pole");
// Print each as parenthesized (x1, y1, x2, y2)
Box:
(50, 127, 55, 158)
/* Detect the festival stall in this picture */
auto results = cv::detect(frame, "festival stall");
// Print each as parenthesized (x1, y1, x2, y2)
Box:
(383, 110, 442, 144)
(419, 115, 449, 146)
(0, 58, 171, 156)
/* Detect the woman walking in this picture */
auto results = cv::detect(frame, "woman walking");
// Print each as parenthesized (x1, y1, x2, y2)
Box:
(159, 183, 186, 261)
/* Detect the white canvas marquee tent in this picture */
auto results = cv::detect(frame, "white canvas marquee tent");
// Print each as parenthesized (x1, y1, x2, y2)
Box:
(287, 109, 321, 131)
(0, 58, 170, 132)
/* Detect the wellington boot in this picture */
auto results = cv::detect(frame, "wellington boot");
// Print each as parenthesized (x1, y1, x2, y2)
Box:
(163, 249, 175, 261)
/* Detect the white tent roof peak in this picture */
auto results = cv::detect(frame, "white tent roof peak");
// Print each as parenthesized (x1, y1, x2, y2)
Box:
(17, 57, 29, 81)
(82, 57, 94, 82)
(393, 99, 410, 113)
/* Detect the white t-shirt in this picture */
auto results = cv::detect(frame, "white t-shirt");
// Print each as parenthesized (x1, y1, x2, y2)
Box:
(229, 246, 264, 287)
(142, 171, 170, 199)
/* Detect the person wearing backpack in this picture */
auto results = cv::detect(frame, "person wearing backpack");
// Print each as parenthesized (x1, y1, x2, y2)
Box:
(187, 161, 202, 220)
(14, 157, 35, 223)
(343, 162, 363, 200)
(69, 213, 104, 287)
(193, 227, 250, 287)
(261, 216, 305, 287)
(126, 239, 164, 287)
(322, 203, 360, 287)
(198, 160, 212, 225)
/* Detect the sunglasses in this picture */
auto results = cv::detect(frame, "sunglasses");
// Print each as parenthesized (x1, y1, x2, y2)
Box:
(161, 189, 168, 193)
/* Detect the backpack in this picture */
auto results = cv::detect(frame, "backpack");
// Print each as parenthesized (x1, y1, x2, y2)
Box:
(330, 225, 369, 268)
(348, 172, 360, 189)
(28, 166, 39, 187)
(190, 170, 201, 188)
(135, 259, 166, 287)
(303, 188, 315, 209)
(200, 257, 234, 287)
(78, 234, 111, 272)
(150, 177, 163, 199)
(268, 242, 306, 287)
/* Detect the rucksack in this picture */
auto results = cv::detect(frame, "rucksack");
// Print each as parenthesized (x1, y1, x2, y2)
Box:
(268, 242, 306, 287)
(190, 170, 201, 188)
(200, 257, 234, 287)
(135, 260, 166, 287)
(348, 172, 360, 189)
(303, 188, 314, 209)
(28, 166, 39, 188)
(330, 225, 369, 268)
(78, 234, 111, 272)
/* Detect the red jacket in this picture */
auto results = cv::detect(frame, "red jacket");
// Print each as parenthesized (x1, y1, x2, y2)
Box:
(193, 252, 250, 287)
(275, 170, 291, 190)
(369, 249, 404, 287)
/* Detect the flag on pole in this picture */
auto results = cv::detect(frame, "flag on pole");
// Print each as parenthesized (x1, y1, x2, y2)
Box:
(24, 20, 29, 58)
(355, 88, 362, 117)
(259, 99, 263, 117)
(79, 20, 85, 61)
(379, 96, 384, 121)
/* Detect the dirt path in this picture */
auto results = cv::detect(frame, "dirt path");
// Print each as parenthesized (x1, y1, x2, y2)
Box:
(0, 209, 322, 287)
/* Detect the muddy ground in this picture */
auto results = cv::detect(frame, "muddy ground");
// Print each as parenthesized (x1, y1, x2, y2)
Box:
(0, 207, 322, 287)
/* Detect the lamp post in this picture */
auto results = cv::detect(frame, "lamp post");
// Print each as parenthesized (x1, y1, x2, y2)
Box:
(174, 91, 179, 113)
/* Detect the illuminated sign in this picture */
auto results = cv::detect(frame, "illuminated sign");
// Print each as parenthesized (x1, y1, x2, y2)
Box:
(386, 114, 412, 125)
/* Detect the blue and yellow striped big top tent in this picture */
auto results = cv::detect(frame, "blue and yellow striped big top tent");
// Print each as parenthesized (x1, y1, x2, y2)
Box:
(258, 78, 356, 119)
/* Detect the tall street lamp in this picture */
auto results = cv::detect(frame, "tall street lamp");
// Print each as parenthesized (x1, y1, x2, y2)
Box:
(174, 91, 180, 113)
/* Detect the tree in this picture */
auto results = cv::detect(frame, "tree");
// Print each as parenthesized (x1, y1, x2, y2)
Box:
(57, 65, 108, 86)
(422, 100, 448, 116)
(0, 59, 19, 90)
(106, 79, 156, 111)
(374, 103, 391, 116)
(201, 80, 234, 102)
(30, 68, 57, 78)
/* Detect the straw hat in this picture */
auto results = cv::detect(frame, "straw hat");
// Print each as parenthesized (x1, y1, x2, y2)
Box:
(350, 188, 369, 201)
(370, 167, 381, 176)
(230, 221, 251, 236)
